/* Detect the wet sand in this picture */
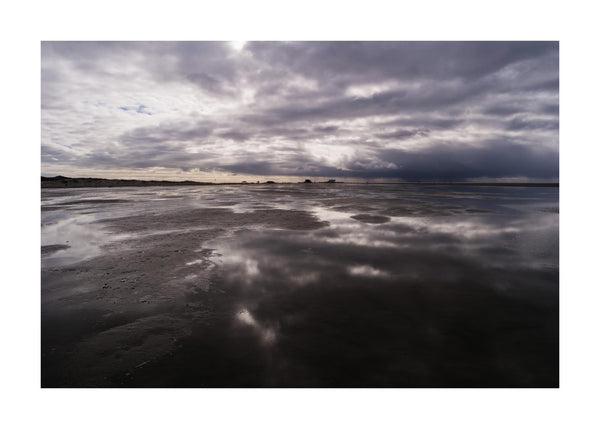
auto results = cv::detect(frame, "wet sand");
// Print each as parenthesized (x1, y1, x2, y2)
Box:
(41, 184, 559, 387)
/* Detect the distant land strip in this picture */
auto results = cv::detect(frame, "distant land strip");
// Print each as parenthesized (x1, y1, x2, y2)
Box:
(42, 176, 214, 188)
(41, 176, 559, 189)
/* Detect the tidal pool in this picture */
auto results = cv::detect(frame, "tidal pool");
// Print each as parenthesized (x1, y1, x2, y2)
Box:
(41, 184, 559, 387)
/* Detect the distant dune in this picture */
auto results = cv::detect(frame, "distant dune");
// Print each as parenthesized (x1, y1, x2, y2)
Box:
(41, 176, 214, 188)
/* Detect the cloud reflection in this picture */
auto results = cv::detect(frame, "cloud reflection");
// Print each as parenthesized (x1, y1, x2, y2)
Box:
(203, 191, 558, 386)
(237, 308, 277, 345)
(42, 185, 558, 387)
(348, 265, 391, 278)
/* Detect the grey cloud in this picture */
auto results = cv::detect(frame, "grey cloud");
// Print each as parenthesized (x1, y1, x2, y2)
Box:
(241, 79, 507, 127)
(483, 105, 525, 116)
(313, 125, 339, 133)
(223, 161, 348, 178)
(542, 104, 559, 115)
(215, 138, 558, 181)
(219, 160, 279, 175)
(369, 140, 558, 180)
(187, 72, 231, 95)
(42, 41, 559, 181)
(78, 144, 220, 170)
(381, 116, 464, 130)
(216, 130, 253, 141)
(246, 41, 557, 86)
(43, 41, 244, 96)
(375, 129, 430, 140)
(505, 117, 559, 131)
(240, 41, 558, 132)
(41, 144, 77, 163)
(216, 125, 340, 144)
(119, 122, 214, 145)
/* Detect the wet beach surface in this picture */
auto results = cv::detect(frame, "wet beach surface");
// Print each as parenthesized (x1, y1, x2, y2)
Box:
(41, 184, 559, 387)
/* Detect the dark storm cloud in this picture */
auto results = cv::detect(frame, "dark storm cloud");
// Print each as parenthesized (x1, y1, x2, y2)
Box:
(212, 138, 557, 181)
(239, 66, 559, 129)
(359, 140, 559, 180)
(42, 41, 559, 181)
(246, 41, 557, 85)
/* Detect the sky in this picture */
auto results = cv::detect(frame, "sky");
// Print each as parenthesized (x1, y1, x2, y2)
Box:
(41, 41, 559, 182)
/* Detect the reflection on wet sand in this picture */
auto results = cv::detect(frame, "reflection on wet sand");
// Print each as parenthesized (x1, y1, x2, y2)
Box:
(41, 184, 558, 387)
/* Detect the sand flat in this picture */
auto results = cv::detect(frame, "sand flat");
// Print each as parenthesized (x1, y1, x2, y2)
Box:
(41, 184, 559, 387)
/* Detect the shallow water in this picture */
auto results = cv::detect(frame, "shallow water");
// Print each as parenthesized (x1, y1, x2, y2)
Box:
(41, 184, 559, 387)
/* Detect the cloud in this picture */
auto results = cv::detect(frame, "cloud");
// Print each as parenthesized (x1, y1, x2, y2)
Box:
(246, 41, 557, 85)
(41, 41, 559, 181)
(375, 140, 559, 180)
(375, 129, 430, 140)
(505, 116, 559, 131)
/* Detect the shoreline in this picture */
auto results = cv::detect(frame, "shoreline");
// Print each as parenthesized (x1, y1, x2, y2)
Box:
(41, 176, 559, 189)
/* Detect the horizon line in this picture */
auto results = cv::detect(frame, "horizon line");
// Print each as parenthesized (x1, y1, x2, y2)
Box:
(41, 175, 559, 188)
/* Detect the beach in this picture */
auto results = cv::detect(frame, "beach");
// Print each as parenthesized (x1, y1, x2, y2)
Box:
(41, 183, 559, 387)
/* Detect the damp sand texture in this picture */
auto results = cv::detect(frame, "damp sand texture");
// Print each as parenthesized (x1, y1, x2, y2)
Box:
(41, 183, 559, 387)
